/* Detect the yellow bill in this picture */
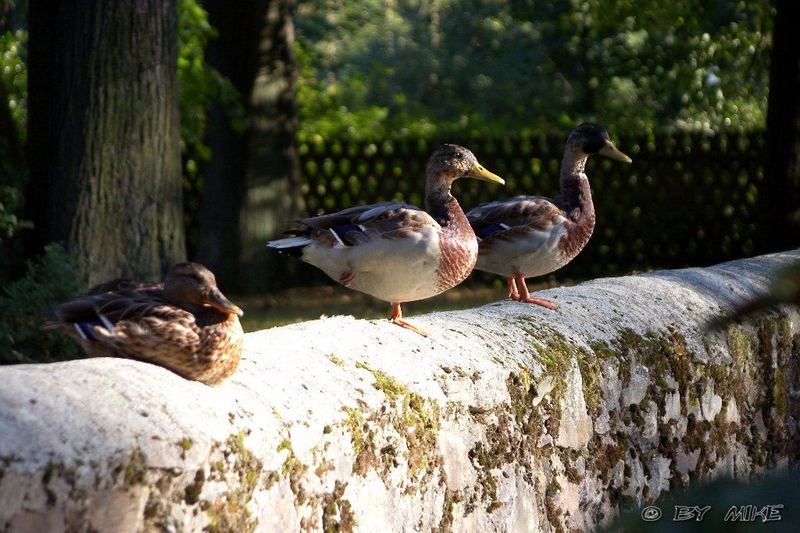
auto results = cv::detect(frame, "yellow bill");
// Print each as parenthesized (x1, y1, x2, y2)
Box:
(467, 163, 505, 185)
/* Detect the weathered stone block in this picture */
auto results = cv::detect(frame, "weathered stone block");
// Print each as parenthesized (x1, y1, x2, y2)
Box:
(1, 251, 798, 531)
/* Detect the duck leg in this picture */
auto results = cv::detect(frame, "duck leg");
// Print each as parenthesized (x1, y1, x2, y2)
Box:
(507, 277, 520, 300)
(514, 273, 559, 310)
(388, 303, 428, 337)
(339, 270, 355, 286)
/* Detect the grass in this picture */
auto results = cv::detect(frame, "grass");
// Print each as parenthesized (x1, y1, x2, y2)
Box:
(235, 278, 565, 332)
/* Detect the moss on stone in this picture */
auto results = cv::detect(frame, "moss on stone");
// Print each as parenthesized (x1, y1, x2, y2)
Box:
(544, 478, 564, 533)
(277, 439, 298, 477)
(177, 437, 193, 459)
(727, 326, 751, 363)
(322, 480, 356, 532)
(343, 408, 366, 457)
(356, 361, 406, 400)
(468, 441, 501, 512)
(272, 438, 308, 503)
(184, 468, 205, 505)
(123, 448, 146, 487)
(402, 392, 440, 478)
(342, 407, 378, 476)
(523, 324, 606, 417)
(205, 432, 263, 533)
(327, 354, 345, 367)
(352, 363, 441, 481)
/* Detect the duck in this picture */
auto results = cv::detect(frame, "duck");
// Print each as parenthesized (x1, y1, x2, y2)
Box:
(466, 123, 631, 308)
(267, 144, 504, 335)
(44, 262, 244, 386)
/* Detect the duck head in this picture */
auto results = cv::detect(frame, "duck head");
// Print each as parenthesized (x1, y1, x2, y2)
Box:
(568, 123, 632, 163)
(163, 262, 244, 317)
(425, 144, 505, 188)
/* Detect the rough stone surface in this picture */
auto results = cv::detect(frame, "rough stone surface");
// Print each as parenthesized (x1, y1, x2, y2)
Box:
(1, 251, 799, 532)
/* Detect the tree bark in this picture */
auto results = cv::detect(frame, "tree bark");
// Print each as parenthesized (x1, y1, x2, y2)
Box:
(195, 0, 269, 289)
(241, 0, 304, 289)
(197, 0, 302, 291)
(241, 0, 304, 290)
(26, 0, 185, 285)
(762, 0, 800, 251)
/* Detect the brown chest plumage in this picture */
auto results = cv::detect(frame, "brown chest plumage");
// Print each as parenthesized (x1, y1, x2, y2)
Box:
(556, 175, 596, 264)
(559, 214, 596, 262)
(435, 204, 478, 292)
(178, 312, 244, 385)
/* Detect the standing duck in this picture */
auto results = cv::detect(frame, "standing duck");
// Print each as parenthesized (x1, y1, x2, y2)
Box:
(268, 144, 504, 335)
(467, 123, 631, 308)
(44, 262, 244, 386)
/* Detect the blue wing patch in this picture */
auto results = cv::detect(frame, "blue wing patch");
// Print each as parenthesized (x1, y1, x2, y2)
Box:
(331, 223, 367, 245)
(476, 223, 510, 239)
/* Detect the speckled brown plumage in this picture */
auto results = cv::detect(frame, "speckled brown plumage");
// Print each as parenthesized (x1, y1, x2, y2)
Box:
(434, 195, 478, 292)
(44, 263, 244, 386)
(557, 174, 596, 262)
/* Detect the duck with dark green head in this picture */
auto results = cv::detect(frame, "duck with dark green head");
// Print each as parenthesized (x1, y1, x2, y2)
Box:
(467, 123, 632, 308)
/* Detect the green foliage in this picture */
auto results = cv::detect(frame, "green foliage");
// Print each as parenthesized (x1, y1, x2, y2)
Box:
(0, 27, 26, 134)
(178, 0, 245, 177)
(295, 0, 772, 140)
(0, 19, 30, 247)
(0, 183, 31, 237)
(0, 243, 86, 364)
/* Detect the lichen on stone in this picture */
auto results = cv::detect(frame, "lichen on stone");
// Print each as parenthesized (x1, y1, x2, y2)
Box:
(205, 432, 263, 533)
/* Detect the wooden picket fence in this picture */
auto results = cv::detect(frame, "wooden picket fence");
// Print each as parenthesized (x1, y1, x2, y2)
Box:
(294, 130, 765, 280)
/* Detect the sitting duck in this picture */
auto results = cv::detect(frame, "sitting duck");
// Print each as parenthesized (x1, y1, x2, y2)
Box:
(467, 123, 631, 308)
(268, 144, 504, 335)
(44, 262, 244, 386)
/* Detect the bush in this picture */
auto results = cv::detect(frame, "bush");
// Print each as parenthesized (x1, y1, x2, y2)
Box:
(0, 243, 86, 364)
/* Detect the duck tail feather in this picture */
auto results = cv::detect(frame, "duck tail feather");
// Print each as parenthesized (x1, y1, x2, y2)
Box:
(267, 236, 312, 257)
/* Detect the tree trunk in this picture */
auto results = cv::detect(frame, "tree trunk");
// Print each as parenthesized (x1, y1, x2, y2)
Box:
(195, 0, 270, 290)
(26, 0, 185, 285)
(762, 0, 800, 251)
(240, 0, 304, 290)
(197, 0, 302, 291)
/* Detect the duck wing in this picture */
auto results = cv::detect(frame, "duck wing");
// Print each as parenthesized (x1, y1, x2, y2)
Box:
(87, 278, 162, 295)
(270, 201, 439, 250)
(45, 290, 202, 359)
(467, 196, 567, 249)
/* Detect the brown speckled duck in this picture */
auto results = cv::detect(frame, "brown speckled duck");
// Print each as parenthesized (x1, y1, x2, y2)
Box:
(268, 144, 504, 335)
(467, 123, 631, 308)
(44, 262, 244, 386)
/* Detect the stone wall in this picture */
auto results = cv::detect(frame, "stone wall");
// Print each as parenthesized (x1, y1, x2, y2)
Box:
(1, 251, 798, 532)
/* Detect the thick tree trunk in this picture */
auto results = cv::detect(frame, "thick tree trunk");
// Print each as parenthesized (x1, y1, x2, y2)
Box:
(197, 0, 302, 291)
(240, 0, 304, 290)
(26, 0, 185, 285)
(195, 0, 269, 289)
(762, 0, 800, 251)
